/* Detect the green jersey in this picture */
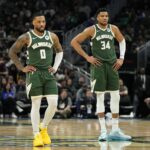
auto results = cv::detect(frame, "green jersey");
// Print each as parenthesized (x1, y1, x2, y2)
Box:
(91, 24, 116, 63)
(27, 30, 54, 70)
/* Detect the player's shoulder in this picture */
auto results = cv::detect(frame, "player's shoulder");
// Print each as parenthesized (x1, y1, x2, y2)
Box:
(82, 25, 95, 37)
(84, 25, 95, 32)
(49, 31, 56, 37)
(17, 32, 29, 43)
(110, 24, 119, 31)
(47, 30, 59, 42)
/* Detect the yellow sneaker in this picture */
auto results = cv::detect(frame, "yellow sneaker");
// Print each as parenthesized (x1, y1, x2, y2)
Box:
(33, 133, 44, 147)
(40, 127, 51, 145)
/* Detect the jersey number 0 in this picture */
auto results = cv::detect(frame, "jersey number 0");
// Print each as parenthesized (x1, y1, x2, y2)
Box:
(40, 49, 46, 59)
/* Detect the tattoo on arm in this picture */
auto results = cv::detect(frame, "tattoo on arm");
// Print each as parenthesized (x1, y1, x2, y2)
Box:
(9, 33, 29, 71)
(52, 33, 63, 53)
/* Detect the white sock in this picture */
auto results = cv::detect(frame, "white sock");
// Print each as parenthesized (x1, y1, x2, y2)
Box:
(99, 118, 107, 132)
(112, 118, 119, 130)
(30, 96, 42, 136)
(41, 95, 58, 128)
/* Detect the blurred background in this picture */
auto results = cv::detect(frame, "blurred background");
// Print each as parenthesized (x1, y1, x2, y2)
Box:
(0, 0, 150, 119)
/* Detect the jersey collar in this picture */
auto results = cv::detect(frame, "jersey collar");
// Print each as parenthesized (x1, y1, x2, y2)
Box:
(31, 30, 46, 38)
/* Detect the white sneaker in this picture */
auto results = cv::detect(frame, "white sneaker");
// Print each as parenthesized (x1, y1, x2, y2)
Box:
(11, 113, 17, 119)
(108, 129, 132, 141)
(98, 130, 107, 141)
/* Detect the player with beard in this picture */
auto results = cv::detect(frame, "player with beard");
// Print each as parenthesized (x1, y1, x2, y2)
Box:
(9, 12, 63, 147)
(71, 8, 131, 141)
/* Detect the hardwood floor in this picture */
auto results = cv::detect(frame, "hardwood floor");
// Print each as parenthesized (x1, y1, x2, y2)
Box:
(0, 118, 149, 150)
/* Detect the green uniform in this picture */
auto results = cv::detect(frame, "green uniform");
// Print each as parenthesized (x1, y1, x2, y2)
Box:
(26, 30, 58, 97)
(90, 24, 119, 92)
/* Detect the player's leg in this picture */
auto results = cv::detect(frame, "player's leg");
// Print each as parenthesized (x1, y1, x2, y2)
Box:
(107, 64, 131, 141)
(96, 92, 107, 141)
(40, 74, 58, 145)
(27, 72, 44, 146)
(91, 64, 107, 141)
(31, 95, 43, 146)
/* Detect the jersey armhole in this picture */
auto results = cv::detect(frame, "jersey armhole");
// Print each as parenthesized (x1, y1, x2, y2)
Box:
(48, 31, 54, 45)
(110, 24, 115, 37)
(27, 32, 32, 48)
(91, 25, 96, 40)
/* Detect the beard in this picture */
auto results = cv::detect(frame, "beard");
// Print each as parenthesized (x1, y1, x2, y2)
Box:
(35, 27, 45, 33)
(100, 22, 107, 26)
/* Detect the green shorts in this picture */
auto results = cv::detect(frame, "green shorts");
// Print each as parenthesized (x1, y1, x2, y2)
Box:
(26, 70, 58, 97)
(90, 62, 119, 92)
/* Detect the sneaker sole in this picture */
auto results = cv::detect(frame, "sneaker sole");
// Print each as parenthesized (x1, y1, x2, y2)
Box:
(107, 136, 131, 141)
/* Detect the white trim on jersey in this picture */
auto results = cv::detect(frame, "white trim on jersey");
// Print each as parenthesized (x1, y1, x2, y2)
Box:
(91, 25, 97, 40)
(110, 24, 115, 37)
(27, 32, 32, 48)
(96, 24, 108, 31)
(31, 30, 46, 38)
(31, 95, 43, 99)
(26, 83, 32, 99)
(48, 31, 54, 45)
(91, 79, 96, 93)
(95, 91, 105, 94)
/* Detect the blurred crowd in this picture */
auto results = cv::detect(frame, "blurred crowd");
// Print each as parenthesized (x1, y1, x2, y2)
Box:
(0, 0, 150, 118)
(113, 0, 150, 53)
(1, 55, 149, 119)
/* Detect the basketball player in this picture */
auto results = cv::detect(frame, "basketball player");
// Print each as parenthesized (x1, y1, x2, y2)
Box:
(9, 13, 63, 146)
(71, 8, 131, 141)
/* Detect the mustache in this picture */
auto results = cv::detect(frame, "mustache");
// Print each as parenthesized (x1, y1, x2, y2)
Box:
(36, 27, 45, 33)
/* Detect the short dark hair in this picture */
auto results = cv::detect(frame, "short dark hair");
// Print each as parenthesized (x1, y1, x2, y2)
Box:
(32, 12, 45, 20)
(96, 8, 109, 16)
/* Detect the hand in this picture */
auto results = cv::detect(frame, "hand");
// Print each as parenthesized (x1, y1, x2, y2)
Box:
(48, 66, 56, 73)
(86, 56, 102, 67)
(113, 59, 124, 71)
(22, 65, 36, 73)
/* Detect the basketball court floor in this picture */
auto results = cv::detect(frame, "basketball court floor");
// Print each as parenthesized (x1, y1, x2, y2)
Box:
(0, 118, 149, 150)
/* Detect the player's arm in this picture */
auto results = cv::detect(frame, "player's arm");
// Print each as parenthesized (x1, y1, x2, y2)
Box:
(49, 33, 63, 73)
(112, 25, 126, 70)
(71, 27, 101, 66)
(9, 33, 36, 72)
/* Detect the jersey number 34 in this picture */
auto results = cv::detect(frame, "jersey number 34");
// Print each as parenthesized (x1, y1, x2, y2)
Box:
(101, 41, 110, 50)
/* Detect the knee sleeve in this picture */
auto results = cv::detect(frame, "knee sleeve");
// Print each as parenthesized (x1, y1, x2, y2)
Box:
(96, 92, 105, 113)
(110, 90, 120, 114)
(31, 96, 42, 111)
(46, 95, 58, 110)
(41, 95, 58, 127)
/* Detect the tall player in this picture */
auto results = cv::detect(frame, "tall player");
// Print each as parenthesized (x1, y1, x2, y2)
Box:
(9, 12, 63, 146)
(71, 8, 131, 141)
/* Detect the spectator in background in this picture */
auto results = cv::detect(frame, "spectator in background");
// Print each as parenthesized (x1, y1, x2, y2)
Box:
(75, 84, 88, 118)
(56, 89, 72, 118)
(144, 98, 150, 117)
(66, 78, 77, 100)
(134, 68, 150, 118)
(16, 78, 26, 93)
(119, 79, 132, 115)
(7, 75, 16, 94)
(0, 56, 8, 77)
(75, 87, 96, 118)
(1, 82, 17, 118)
(7, 64, 18, 83)
(0, 77, 7, 90)
(84, 89, 96, 118)
(119, 79, 131, 105)
(75, 76, 86, 89)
